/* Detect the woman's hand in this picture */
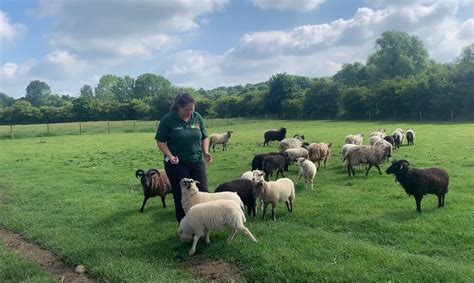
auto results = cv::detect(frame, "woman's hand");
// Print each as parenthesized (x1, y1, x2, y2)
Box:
(170, 155, 179, 164)
(204, 152, 213, 163)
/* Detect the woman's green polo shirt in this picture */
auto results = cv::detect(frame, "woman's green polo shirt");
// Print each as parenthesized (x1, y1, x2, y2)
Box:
(155, 111, 208, 163)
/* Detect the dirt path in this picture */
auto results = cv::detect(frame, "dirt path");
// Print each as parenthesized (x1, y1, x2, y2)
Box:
(0, 228, 97, 283)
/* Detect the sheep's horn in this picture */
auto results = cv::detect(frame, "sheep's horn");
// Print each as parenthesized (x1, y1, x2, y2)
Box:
(399, 159, 410, 165)
(149, 169, 160, 176)
(135, 169, 144, 178)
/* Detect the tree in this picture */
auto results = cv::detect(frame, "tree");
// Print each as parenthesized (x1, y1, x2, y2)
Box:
(112, 76, 135, 102)
(133, 73, 172, 99)
(265, 73, 297, 114)
(72, 96, 95, 121)
(25, 80, 51, 107)
(0, 92, 15, 107)
(80, 84, 94, 98)
(303, 79, 341, 119)
(340, 87, 370, 119)
(367, 31, 429, 81)
(334, 62, 370, 87)
(95, 74, 119, 100)
(11, 100, 42, 123)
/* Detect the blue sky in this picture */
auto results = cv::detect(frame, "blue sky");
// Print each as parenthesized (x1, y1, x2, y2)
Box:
(1, 0, 473, 98)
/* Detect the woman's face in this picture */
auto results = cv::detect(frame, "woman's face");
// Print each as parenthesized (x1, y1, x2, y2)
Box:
(178, 102, 195, 120)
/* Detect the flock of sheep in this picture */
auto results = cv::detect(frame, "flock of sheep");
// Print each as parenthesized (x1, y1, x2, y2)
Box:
(135, 126, 449, 256)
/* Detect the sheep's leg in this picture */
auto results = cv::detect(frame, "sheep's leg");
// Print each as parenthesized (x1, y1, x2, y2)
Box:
(285, 200, 290, 212)
(262, 202, 269, 220)
(441, 194, 445, 207)
(227, 229, 238, 243)
(414, 195, 423, 213)
(252, 204, 256, 217)
(271, 203, 277, 221)
(310, 179, 313, 190)
(161, 196, 166, 208)
(140, 196, 150, 213)
(438, 194, 445, 208)
(297, 173, 301, 184)
(189, 235, 200, 256)
(240, 226, 257, 242)
(375, 165, 382, 175)
(365, 165, 373, 176)
(247, 205, 252, 216)
(347, 165, 352, 177)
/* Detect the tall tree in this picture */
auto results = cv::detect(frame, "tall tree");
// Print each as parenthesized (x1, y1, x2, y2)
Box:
(367, 31, 429, 81)
(112, 76, 135, 102)
(95, 74, 119, 100)
(0, 92, 15, 107)
(133, 73, 172, 99)
(265, 73, 297, 114)
(25, 80, 51, 107)
(80, 84, 94, 98)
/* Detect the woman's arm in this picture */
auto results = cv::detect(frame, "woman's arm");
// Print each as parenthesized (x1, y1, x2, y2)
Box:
(156, 140, 179, 164)
(201, 138, 212, 163)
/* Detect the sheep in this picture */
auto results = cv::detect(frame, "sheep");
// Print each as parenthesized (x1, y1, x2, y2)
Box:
(279, 136, 305, 152)
(251, 152, 282, 171)
(135, 169, 171, 213)
(241, 170, 265, 182)
(262, 153, 291, 181)
(178, 199, 257, 256)
(383, 135, 395, 146)
(386, 160, 449, 213)
(392, 130, 404, 149)
(215, 179, 264, 217)
(255, 178, 295, 221)
(263, 127, 287, 146)
(296, 157, 317, 190)
(209, 130, 233, 152)
(345, 133, 364, 145)
(343, 145, 391, 177)
(180, 178, 243, 214)
(369, 129, 386, 139)
(341, 144, 357, 160)
(285, 147, 309, 162)
(406, 129, 415, 146)
(369, 135, 382, 145)
(308, 143, 332, 169)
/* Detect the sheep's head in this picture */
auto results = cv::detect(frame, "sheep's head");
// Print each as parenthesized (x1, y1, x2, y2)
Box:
(253, 180, 265, 195)
(227, 130, 234, 136)
(281, 128, 287, 134)
(180, 178, 199, 193)
(136, 169, 159, 188)
(177, 218, 193, 242)
(296, 157, 306, 166)
(252, 170, 265, 182)
(386, 160, 410, 175)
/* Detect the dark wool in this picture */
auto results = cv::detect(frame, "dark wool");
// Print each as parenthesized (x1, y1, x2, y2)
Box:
(135, 169, 171, 213)
(262, 154, 290, 181)
(251, 152, 284, 170)
(406, 131, 415, 146)
(263, 127, 287, 146)
(383, 135, 395, 146)
(215, 179, 261, 217)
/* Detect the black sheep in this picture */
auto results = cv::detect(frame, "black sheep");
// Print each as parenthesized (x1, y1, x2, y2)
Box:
(215, 179, 263, 217)
(263, 127, 287, 146)
(251, 152, 284, 170)
(383, 135, 395, 146)
(262, 153, 290, 181)
(385, 160, 449, 213)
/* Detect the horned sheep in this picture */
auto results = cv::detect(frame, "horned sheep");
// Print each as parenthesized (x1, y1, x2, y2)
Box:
(135, 169, 171, 213)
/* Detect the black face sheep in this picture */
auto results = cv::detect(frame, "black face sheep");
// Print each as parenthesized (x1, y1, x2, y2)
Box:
(209, 130, 234, 152)
(263, 127, 287, 146)
(386, 160, 449, 213)
(215, 179, 263, 217)
(135, 169, 171, 213)
(406, 129, 415, 146)
(383, 135, 395, 146)
(343, 145, 391, 177)
(262, 153, 291, 181)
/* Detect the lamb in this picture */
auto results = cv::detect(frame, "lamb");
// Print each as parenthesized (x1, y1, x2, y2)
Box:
(406, 129, 415, 146)
(180, 178, 243, 214)
(386, 160, 449, 213)
(135, 169, 171, 213)
(178, 200, 257, 256)
(308, 143, 332, 169)
(262, 153, 291, 181)
(285, 147, 309, 162)
(256, 178, 295, 221)
(263, 127, 287, 146)
(296, 157, 317, 190)
(343, 145, 391, 177)
(215, 179, 263, 217)
(345, 133, 364, 145)
(209, 130, 233, 152)
(279, 136, 305, 152)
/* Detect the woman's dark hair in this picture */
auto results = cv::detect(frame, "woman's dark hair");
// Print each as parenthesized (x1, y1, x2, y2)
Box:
(170, 92, 196, 112)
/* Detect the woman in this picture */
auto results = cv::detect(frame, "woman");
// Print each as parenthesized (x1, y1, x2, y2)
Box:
(155, 92, 213, 223)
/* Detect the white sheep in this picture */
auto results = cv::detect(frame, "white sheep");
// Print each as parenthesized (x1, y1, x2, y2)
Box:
(209, 130, 234, 152)
(241, 170, 265, 182)
(178, 200, 257, 256)
(257, 178, 295, 221)
(392, 129, 404, 149)
(369, 129, 386, 139)
(406, 129, 415, 146)
(296, 157, 317, 190)
(279, 136, 304, 153)
(343, 145, 392, 177)
(345, 133, 364, 145)
(369, 135, 382, 145)
(180, 178, 243, 213)
(285, 147, 309, 162)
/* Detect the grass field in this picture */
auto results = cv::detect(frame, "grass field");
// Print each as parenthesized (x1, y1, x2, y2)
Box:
(1, 120, 473, 282)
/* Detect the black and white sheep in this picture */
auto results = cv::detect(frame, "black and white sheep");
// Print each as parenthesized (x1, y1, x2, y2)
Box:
(215, 179, 263, 217)
(262, 153, 291, 181)
(135, 169, 171, 213)
(406, 129, 415, 146)
(209, 130, 234, 152)
(343, 145, 391, 177)
(386, 160, 449, 213)
(263, 127, 287, 146)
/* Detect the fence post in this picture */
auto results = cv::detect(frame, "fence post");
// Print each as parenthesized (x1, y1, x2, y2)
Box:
(393, 111, 396, 120)
(133, 122, 136, 133)
(47, 123, 50, 136)
(10, 124, 13, 139)
(368, 111, 371, 120)
(451, 110, 453, 121)
(79, 122, 82, 135)
(107, 121, 110, 134)
(419, 112, 422, 121)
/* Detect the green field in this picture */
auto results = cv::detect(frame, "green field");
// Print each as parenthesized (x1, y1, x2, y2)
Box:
(1, 120, 473, 282)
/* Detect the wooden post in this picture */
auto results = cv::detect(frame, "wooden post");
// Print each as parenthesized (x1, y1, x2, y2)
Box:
(368, 111, 371, 120)
(10, 124, 13, 139)
(226, 118, 229, 126)
(393, 111, 396, 120)
(419, 112, 422, 121)
(107, 121, 110, 134)
(47, 123, 50, 136)
(79, 122, 82, 135)
(133, 122, 136, 133)
(451, 110, 453, 121)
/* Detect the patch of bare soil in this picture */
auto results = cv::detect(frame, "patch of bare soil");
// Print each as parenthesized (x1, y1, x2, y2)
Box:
(182, 259, 244, 282)
(0, 228, 97, 283)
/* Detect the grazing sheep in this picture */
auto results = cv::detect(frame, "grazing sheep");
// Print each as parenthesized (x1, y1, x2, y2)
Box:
(180, 178, 243, 214)
(263, 127, 287, 146)
(285, 147, 309, 162)
(215, 179, 263, 217)
(178, 200, 257, 256)
(262, 153, 290, 181)
(308, 143, 332, 169)
(279, 136, 305, 153)
(406, 129, 415, 146)
(135, 169, 171, 213)
(386, 160, 449, 213)
(344, 145, 391, 177)
(256, 178, 295, 221)
(383, 135, 395, 146)
(345, 133, 364, 145)
(209, 130, 233, 152)
(296, 157, 317, 190)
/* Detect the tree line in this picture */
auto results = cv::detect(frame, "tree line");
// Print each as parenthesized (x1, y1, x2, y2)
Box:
(1, 31, 473, 125)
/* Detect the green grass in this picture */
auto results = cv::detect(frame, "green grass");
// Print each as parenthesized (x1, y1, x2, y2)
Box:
(1, 120, 473, 282)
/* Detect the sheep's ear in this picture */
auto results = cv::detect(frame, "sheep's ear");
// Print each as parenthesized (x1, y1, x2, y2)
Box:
(194, 180, 200, 184)
(328, 143, 332, 148)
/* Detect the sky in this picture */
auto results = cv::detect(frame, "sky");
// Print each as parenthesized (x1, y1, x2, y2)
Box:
(1, 0, 473, 99)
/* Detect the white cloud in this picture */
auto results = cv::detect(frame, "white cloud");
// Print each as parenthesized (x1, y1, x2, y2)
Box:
(2, 63, 18, 78)
(252, 0, 325, 12)
(0, 11, 26, 41)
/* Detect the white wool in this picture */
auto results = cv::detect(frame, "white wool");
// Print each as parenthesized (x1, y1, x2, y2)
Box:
(209, 130, 233, 150)
(180, 178, 243, 213)
(279, 137, 304, 152)
(369, 131, 386, 139)
(241, 170, 265, 182)
(307, 143, 332, 168)
(261, 178, 295, 208)
(297, 158, 317, 190)
(369, 135, 382, 145)
(285, 147, 309, 161)
(341, 144, 357, 160)
(406, 129, 415, 138)
(178, 200, 257, 256)
(345, 133, 363, 145)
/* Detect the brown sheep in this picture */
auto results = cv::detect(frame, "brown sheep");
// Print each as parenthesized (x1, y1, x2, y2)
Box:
(307, 143, 332, 169)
